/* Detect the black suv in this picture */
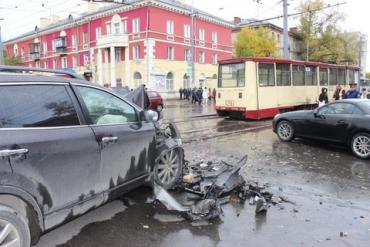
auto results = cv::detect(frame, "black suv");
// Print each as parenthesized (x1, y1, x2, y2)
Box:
(0, 66, 183, 246)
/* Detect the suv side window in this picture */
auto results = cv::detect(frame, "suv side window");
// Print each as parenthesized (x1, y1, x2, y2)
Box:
(0, 85, 80, 128)
(77, 86, 138, 125)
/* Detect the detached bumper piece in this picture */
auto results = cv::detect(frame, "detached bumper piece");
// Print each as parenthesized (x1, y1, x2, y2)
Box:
(154, 155, 280, 222)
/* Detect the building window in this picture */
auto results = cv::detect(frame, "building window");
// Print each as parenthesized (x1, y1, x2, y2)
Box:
(61, 56, 67, 68)
(44, 60, 48, 68)
(166, 72, 174, 90)
(184, 49, 191, 62)
(83, 32, 88, 44)
(53, 58, 57, 69)
(21, 47, 24, 58)
(122, 20, 127, 33)
(199, 51, 205, 63)
(83, 54, 90, 65)
(96, 26, 102, 39)
(35, 61, 40, 68)
(115, 48, 122, 62)
(166, 20, 174, 35)
(72, 56, 78, 68)
(133, 18, 140, 33)
(72, 35, 77, 48)
(167, 47, 174, 60)
(212, 31, 218, 44)
(106, 23, 111, 35)
(133, 46, 140, 60)
(114, 22, 120, 34)
(184, 24, 191, 39)
(43, 42, 47, 55)
(212, 53, 217, 65)
(199, 28, 205, 41)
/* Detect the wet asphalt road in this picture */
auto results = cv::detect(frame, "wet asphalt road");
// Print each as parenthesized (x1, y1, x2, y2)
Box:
(35, 101, 370, 247)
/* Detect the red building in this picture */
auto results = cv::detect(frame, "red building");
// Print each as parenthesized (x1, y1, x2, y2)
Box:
(4, 0, 233, 98)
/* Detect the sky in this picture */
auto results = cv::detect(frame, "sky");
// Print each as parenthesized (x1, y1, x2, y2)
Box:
(0, 0, 369, 70)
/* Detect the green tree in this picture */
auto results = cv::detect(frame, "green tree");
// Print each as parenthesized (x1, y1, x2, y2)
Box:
(3, 51, 19, 66)
(298, 0, 357, 63)
(366, 72, 370, 79)
(234, 27, 277, 58)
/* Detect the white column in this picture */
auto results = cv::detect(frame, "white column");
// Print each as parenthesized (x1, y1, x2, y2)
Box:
(104, 48, 109, 86)
(125, 46, 130, 89)
(110, 46, 116, 87)
(97, 48, 103, 86)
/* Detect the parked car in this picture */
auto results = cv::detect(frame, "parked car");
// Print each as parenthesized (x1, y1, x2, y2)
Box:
(273, 99, 370, 159)
(0, 66, 183, 246)
(147, 90, 164, 112)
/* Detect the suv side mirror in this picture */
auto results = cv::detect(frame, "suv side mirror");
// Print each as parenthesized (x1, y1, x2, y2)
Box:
(144, 110, 159, 122)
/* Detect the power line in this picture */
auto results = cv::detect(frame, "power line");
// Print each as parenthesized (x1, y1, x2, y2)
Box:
(246, 1, 347, 25)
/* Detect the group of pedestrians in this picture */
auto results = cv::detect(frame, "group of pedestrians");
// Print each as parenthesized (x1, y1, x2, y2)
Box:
(318, 83, 370, 107)
(179, 87, 216, 105)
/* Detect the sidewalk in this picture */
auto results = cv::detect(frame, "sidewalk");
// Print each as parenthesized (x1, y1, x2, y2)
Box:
(162, 99, 217, 121)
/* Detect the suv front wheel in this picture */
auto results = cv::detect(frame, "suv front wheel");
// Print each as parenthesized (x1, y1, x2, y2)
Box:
(0, 205, 30, 247)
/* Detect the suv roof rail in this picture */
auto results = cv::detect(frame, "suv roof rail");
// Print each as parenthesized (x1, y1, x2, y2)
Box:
(0, 65, 83, 80)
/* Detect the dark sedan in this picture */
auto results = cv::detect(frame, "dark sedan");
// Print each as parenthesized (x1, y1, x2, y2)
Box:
(273, 100, 370, 159)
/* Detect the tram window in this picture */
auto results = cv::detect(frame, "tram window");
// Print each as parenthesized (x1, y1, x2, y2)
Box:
(338, 69, 345, 85)
(218, 63, 245, 88)
(258, 63, 275, 87)
(276, 64, 291, 86)
(305, 66, 317, 85)
(319, 68, 328, 86)
(348, 70, 355, 84)
(329, 68, 337, 85)
(292, 65, 305, 86)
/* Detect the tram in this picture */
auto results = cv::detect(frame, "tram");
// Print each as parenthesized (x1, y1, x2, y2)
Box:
(215, 57, 359, 120)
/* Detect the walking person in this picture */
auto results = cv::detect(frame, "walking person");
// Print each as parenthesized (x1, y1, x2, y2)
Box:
(179, 88, 183, 100)
(191, 88, 197, 104)
(345, 83, 360, 99)
(196, 87, 203, 105)
(213, 88, 217, 103)
(333, 84, 345, 100)
(208, 88, 212, 102)
(318, 88, 328, 107)
(360, 88, 367, 99)
(202, 87, 208, 104)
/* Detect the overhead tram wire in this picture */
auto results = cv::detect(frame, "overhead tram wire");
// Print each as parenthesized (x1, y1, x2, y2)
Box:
(246, 1, 347, 25)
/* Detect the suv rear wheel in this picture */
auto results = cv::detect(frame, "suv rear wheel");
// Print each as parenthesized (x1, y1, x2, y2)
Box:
(0, 206, 30, 247)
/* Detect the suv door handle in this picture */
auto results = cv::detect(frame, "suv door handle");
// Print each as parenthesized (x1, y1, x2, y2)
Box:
(336, 120, 346, 125)
(0, 148, 28, 157)
(101, 136, 118, 144)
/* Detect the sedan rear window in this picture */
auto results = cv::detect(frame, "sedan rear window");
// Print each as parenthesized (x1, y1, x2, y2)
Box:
(0, 85, 80, 128)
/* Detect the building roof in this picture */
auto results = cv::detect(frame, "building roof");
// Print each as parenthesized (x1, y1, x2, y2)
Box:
(5, 0, 234, 44)
(233, 18, 301, 39)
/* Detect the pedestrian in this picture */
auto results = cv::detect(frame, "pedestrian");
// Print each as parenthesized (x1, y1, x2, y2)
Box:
(318, 87, 328, 107)
(213, 88, 217, 103)
(179, 88, 183, 100)
(143, 85, 150, 110)
(208, 88, 212, 101)
(191, 88, 197, 104)
(367, 88, 370, 99)
(333, 84, 345, 100)
(360, 88, 367, 99)
(345, 83, 360, 99)
(202, 87, 208, 104)
(187, 88, 191, 100)
(196, 87, 203, 105)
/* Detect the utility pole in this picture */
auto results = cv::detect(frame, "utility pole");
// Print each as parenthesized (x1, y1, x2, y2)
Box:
(190, 0, 195, 88)
(0, 18, 4, 65)
(283, 0, 289, 59)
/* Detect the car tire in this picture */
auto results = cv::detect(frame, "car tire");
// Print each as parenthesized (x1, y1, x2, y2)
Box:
(156, 105, 163, 112)
(153, 148, 182, 189)
(276, 120, 295, 142)
(351, 133, 370, 159)
(0, 205, 30, 247)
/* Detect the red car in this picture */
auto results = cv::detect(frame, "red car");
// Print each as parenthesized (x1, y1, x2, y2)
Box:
(148, 90, 164, 112)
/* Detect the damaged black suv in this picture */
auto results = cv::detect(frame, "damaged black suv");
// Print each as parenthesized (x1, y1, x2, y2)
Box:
(0, 66, 183, 246)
